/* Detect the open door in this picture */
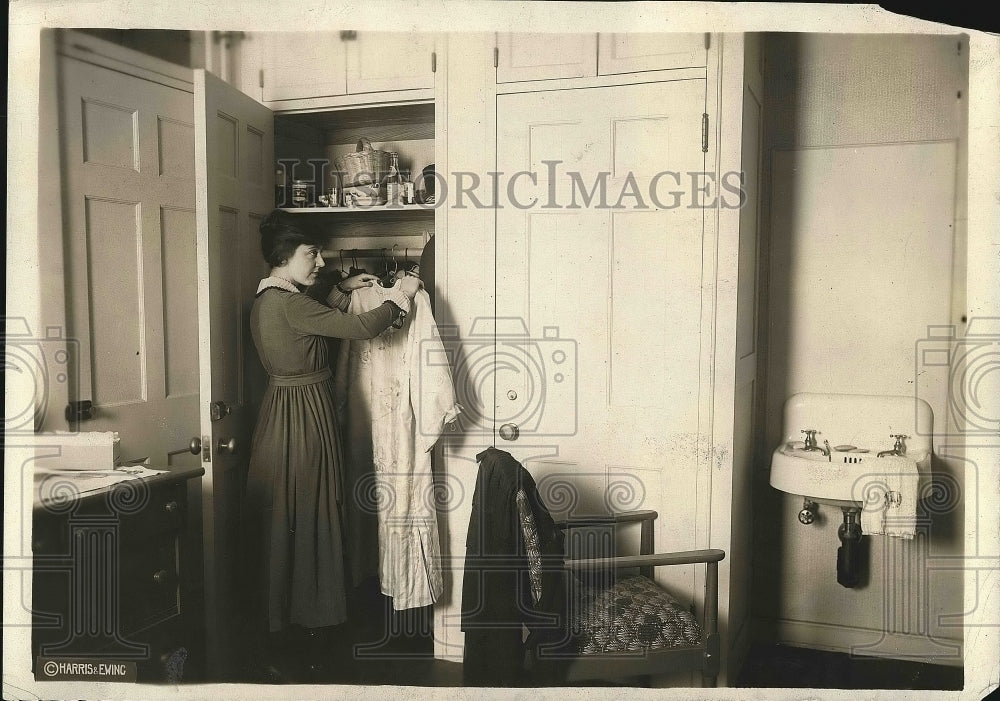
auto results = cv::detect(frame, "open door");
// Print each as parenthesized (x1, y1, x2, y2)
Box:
(193, 69, 273, 678)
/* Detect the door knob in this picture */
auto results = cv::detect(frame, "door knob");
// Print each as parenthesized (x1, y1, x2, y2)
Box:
(189, 437, 202, 455)
(499, 423, 519, 441)
(217, 437, 237, 454)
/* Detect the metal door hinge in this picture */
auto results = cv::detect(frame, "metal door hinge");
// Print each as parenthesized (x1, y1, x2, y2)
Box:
(493, 46, 499, 68)
(431, 51, 437, 73)
(702, 113, 709, 153)
(259, 69, 264, 89)
(705, 33, 711, 50)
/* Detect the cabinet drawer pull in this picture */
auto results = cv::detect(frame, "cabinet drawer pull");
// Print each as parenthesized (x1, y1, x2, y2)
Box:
(152, 569, 169, 584)
(164, 501, 179, 514)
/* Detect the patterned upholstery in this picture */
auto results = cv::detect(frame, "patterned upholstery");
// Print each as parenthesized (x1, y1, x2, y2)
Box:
(570, 575, 702, 654)
(516, 489, 543, 604)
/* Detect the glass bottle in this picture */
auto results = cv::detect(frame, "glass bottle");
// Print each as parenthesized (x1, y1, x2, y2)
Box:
(385, 152, 402, 206)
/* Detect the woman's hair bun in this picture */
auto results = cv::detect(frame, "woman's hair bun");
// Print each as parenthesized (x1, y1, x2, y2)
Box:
(259, 209, 322, 267)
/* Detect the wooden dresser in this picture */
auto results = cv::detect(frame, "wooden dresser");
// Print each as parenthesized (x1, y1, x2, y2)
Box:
(31, 467, 204, 683)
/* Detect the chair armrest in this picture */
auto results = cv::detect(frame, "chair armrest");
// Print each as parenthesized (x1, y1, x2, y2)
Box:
(563, 548, 726, 571)
(553, 509, 658, 530)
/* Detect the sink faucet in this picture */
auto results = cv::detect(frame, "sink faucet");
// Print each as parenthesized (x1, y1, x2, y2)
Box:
(878, 434, 909, 457)
(801, 430, 832, 459)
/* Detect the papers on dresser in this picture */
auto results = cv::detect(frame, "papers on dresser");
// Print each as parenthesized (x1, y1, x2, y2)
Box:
(34, 465, 167, 507)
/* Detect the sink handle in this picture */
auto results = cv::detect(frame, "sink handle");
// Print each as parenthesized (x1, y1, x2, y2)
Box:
(890, 434, 909, 454)
(800, 429, 818, 450)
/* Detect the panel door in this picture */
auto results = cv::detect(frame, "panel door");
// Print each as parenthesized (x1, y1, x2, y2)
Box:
(59, 56, 201, 470)
(598, 33, 708, 74)
(495, 80, 706, 596)
(346, 32, 436, 93)
(193, 69, 273, 677)
(261, 31, 347, 102)
(496, 32, 597, 83)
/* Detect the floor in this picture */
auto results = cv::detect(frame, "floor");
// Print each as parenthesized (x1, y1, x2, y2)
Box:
(736, 643, 964, 690)
(234, 583, 964, 690)
(240, 579, 464, 686)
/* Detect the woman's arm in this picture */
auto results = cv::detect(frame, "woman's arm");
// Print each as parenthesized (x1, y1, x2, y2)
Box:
(326, 273, 377, 311)
(326, 285, 351, 312)
(285, 291, 406, 339)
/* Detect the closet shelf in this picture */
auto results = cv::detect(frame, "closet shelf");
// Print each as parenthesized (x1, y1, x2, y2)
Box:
(278, 205, 433, 216)
(283, 205, 434, 240)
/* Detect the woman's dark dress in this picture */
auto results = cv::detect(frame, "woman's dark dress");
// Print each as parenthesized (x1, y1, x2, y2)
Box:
(245, 282, 395, 632)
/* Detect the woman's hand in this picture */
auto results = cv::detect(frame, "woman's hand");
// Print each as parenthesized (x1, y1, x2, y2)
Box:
(399, 275, 423, 299)
(339, 273, 378, 292)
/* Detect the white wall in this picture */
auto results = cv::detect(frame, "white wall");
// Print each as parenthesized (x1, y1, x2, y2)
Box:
(756, 33, 967, 663)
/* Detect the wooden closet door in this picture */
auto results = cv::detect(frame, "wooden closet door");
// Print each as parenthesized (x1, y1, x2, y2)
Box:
(59, 55, 200, 470)
(495, 79, 707, 595)
(193, 69, 274, 678)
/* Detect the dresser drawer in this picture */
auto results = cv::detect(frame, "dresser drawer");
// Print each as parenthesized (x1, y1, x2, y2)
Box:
(119, 531, 181, 635)
(117, 480, 188, 542)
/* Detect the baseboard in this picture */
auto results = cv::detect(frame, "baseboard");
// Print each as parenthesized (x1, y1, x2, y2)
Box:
(772, 618, 963, 667)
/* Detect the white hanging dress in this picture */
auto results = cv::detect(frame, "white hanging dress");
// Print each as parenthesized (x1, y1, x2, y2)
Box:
(335, 280, 461, 610)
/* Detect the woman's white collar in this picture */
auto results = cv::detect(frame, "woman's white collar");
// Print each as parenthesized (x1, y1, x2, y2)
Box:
(256, 276, 299, 294)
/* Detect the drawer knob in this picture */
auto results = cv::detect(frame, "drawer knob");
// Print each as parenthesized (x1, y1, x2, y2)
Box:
(153, 569, 169, 584)
(164, 501, 179, 514)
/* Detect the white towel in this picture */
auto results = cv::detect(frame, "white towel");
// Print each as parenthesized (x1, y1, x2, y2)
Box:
(858, 455, 919, 539)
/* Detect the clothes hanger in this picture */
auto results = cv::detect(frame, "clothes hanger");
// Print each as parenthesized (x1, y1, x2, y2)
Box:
(401, 245, 420, 278)
(334, 249, 347, 282)
(349, 250, 367, 277)
(378, 248, 396, 287)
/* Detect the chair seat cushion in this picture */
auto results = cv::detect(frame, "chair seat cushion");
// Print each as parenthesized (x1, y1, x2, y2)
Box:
(570, 575, 702, 654)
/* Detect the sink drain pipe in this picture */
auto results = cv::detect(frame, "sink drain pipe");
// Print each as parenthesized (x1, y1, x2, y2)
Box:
(837, 507, 863, 588)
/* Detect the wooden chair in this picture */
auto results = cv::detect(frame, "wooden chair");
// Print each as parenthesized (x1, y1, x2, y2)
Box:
(526, 509, 724, 687)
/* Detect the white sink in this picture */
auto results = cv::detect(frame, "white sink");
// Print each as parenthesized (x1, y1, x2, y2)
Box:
(770, 442, 932, 508)
(768, 392, 934, 508)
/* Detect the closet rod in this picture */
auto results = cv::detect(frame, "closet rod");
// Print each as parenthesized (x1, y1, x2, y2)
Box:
(320, 246, 421, 260)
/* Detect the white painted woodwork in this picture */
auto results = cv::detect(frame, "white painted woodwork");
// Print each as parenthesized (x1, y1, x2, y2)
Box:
(346, 32, 436, 94)
(496, 33, 597, 83)
(495, 79, 707, 603)
(194, 69, 274, 677)
(59, 55, 200, 469)
(598, 33, 707, 75)
(262, 31, 347, 102)
(705, 34, 762, 684)
(261, 31, 436, 103)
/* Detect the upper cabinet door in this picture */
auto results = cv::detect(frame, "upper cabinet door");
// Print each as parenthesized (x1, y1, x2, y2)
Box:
(496, 33, 597, 83)
(262, 31, 347, 102)
(346, 32, 436, 93)
(598, 33, 708, 74)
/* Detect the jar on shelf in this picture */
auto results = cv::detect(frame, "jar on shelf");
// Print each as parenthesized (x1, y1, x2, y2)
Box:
(291, 180, 312, 208)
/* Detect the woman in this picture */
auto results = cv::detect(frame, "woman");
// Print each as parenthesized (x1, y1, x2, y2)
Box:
(244, 210, 420, 675)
